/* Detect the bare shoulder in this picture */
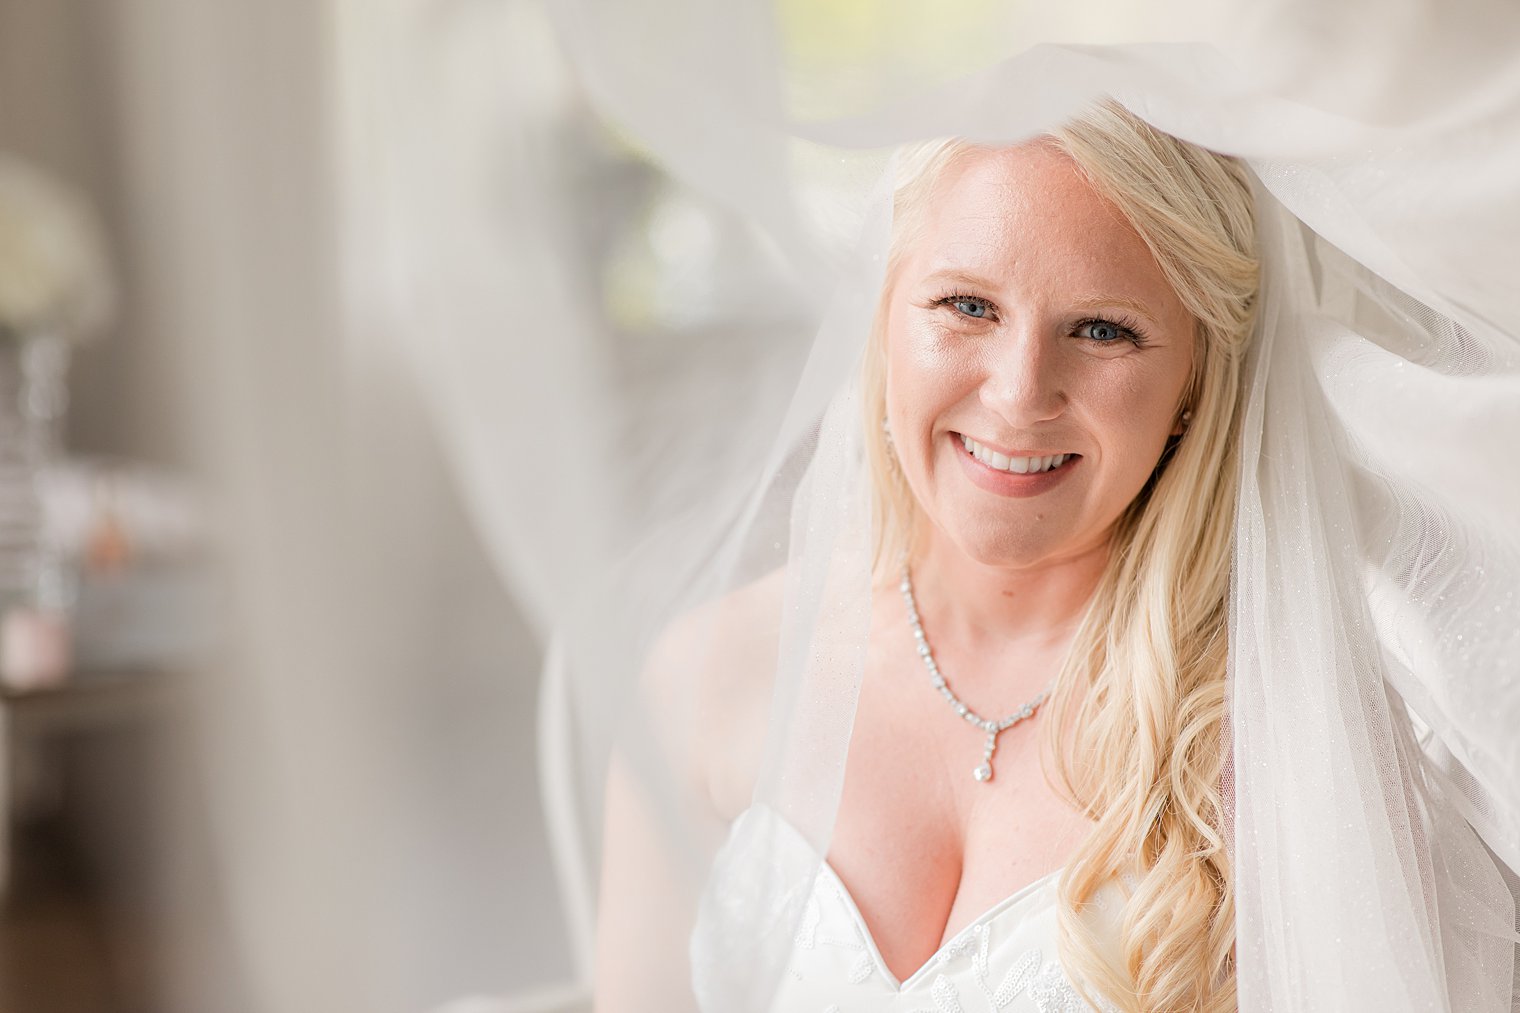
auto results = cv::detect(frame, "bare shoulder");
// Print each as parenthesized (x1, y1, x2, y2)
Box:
(644, 564, 786, 678)
(640, 565, 787, 821)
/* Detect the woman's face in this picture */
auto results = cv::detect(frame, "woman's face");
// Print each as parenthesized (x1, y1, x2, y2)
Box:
(885, 142, 1195, 568)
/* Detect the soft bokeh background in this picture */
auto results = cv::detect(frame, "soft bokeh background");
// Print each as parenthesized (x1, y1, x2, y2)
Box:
(0, 0, 828, 1009)
(0, 1, 586, 1009)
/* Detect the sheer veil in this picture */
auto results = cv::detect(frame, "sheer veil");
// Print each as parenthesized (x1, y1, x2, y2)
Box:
(390, 1, 1520, 1008)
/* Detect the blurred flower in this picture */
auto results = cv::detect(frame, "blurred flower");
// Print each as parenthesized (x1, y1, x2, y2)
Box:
(0, 154, 114, 342)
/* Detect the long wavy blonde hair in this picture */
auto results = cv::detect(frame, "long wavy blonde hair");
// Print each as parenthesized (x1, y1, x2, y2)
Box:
(859, 102, 1259, 1011)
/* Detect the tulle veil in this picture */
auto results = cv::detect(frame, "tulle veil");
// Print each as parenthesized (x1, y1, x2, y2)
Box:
(391, 1, 1520, 1008)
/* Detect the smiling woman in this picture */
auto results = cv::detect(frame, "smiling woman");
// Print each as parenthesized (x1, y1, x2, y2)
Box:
(839, 103, 1258, 1010)
(594, 102, 1259, 1013)
(589, 78, 1517, 1012)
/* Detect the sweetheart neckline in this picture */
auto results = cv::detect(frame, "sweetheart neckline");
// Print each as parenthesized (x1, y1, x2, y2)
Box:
(747, 803, 1063, 991)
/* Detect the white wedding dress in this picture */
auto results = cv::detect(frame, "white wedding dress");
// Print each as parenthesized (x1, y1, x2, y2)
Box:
(692, 804, 1127, 1012)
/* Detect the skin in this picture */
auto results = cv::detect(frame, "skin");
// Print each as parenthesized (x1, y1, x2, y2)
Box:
(887, 141, 1194, 594)
(822, 141, 1196, 981)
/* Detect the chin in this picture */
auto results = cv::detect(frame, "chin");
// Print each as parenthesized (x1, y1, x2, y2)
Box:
(948, 524, 1070, 570)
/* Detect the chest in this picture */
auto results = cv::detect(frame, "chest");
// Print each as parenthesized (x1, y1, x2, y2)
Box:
(823, 631, 1093, 984)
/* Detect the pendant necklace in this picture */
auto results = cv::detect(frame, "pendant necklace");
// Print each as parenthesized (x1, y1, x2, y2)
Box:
(898, 562, 1050, 783)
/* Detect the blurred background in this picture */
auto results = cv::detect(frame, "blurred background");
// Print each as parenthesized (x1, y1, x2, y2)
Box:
(0, 0, 824, 1009)
(0, 0, 580, 1010)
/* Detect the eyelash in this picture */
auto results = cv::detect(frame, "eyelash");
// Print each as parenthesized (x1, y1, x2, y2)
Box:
(1074, 314, 1150, 348)
(930, 292, 1150, 347)
(932, 292, 997, 321)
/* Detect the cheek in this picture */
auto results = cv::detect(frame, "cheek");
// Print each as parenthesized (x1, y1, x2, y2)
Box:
(892, 315, 950, 378)
(888, 315, 980, 408)
(1080, 364, 1185, 478)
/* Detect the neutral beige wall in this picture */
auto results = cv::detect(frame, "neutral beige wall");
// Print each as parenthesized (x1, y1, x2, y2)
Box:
(0, 0, 196, 466)
(0, 0, 108, 188)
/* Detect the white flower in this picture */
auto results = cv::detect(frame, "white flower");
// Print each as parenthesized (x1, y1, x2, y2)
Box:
(0, 154, 114, 341)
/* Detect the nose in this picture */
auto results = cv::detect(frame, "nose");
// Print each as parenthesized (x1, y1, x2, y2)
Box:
(979, 325, 1067, 427)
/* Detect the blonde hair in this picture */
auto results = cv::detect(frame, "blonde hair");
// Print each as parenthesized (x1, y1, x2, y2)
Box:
(859, 102, 1259, 1011)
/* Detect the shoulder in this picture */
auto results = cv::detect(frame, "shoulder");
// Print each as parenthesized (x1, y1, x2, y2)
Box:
(643, 565, 786, 697)
(640, 566, 788, 821)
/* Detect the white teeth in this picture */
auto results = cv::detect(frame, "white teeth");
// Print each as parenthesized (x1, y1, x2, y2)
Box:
(958, 434, 1071, 475)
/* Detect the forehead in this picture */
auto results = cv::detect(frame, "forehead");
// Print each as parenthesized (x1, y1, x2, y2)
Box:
(909, 142, 1178, 312)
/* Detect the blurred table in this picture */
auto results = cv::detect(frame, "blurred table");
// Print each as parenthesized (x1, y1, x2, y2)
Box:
(0, 667, 180, 897)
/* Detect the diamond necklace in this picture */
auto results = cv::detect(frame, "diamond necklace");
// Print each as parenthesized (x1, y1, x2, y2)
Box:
(898, 563, 1051, 783)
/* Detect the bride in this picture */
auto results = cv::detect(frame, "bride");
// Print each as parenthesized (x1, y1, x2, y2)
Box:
(572, 57, 1520, 1007)
(599, 102, 1256, 1011)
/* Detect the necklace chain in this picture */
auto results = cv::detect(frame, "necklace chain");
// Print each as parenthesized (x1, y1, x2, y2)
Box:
(898, 563, 1050, 783)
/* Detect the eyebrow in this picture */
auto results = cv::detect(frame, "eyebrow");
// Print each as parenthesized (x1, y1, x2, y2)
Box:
(921, 269, 1164, 328)
(1067, 296, 1163, 328)
(922, 268, 1003, 291)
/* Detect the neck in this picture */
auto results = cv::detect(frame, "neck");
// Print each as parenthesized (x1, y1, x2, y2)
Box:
(904, 526, 1109, 657)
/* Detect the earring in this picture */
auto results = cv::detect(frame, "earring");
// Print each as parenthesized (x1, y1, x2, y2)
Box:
(1170, 408, 1193, 441)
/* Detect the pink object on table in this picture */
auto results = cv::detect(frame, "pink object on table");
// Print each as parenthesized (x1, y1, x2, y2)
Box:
(1, 607, 72, 690)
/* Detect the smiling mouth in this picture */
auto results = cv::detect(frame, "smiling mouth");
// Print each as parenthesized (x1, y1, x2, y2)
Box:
(957, 434, 1080, 475)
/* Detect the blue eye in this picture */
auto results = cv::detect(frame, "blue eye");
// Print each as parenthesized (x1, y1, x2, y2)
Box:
(934, 293, 995, 321)
(1075, 317, 1145, 346)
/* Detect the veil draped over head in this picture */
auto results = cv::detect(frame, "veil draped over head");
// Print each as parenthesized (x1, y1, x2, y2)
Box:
(392, 1, 1520, 1009)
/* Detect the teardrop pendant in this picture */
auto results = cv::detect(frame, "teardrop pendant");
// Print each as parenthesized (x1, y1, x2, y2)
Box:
(899, 561, 1050, 787)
